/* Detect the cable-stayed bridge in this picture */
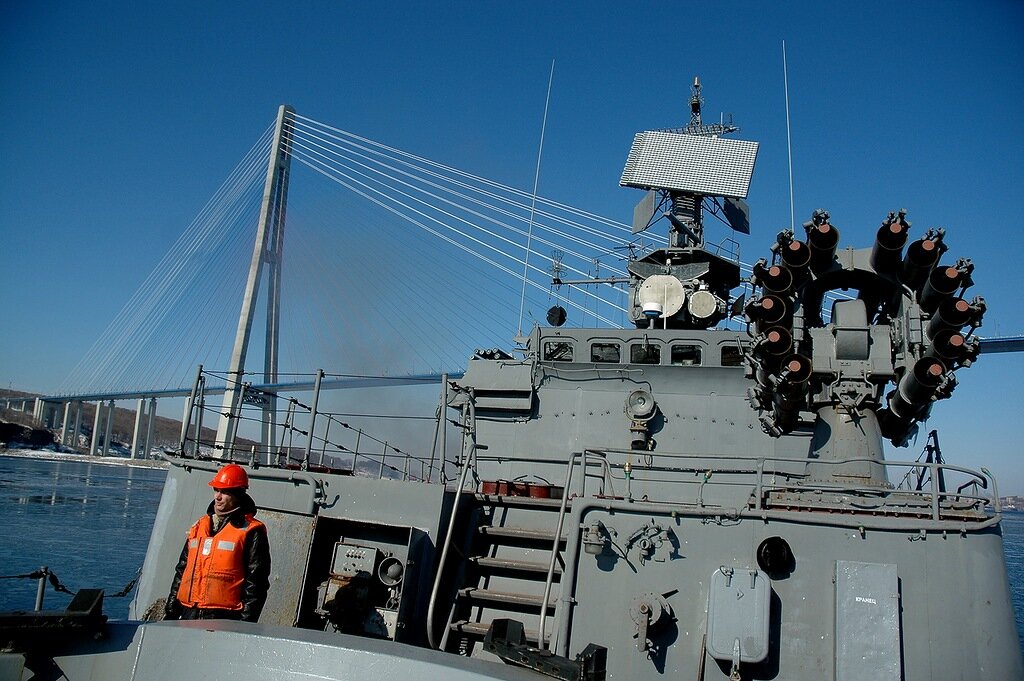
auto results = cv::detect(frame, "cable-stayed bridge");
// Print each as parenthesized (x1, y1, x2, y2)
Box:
(9, 106, 1022, 473)
(11, 106, 650, 472)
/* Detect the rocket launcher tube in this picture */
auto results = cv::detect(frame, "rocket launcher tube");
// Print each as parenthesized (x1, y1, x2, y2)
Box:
(752, 261, 795, 297)
(900, 229, 946, 293)
(755, 326, 793, 358)
(870, 215, 909, 275)
(772, 354, 812, 391)
(764, 356, 812, 435)
(745, 294, 790, 333)
(780, 239, 811, 270)
(926, 297, 973, 340)
(776, 235, 811, 285)
(919, 265, 963, 313)
(888, 357, 947, 420)
(925, 329, 968, 365)
(806, 220, 839, 273)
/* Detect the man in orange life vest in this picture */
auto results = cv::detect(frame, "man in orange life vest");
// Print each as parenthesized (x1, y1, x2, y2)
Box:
(164, 464, 271, 622)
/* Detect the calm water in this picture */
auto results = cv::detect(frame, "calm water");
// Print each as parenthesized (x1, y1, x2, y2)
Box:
(1, 456, 1022, 650)
(1003, 511, 1024, 652)
(0, 457, 166, 616)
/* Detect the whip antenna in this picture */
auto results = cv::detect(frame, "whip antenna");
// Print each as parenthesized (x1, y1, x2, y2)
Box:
(518, 59, 555, 337)
(783, 40, 795, 232)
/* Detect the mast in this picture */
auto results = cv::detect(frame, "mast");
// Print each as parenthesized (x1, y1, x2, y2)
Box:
(619, 78, 757, 329)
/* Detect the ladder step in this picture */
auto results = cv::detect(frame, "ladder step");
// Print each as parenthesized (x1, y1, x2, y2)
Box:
(478, 526, 566, 543)
(470, 556, 562, 575)
(449, 619, 549, 645)
(458, 588, 555, 611)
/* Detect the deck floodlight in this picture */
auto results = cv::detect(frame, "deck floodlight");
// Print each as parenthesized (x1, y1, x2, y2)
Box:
(620, 132, 758, 199)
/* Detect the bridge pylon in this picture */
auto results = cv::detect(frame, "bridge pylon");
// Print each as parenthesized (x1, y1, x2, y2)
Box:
(216, 105, 295, 457)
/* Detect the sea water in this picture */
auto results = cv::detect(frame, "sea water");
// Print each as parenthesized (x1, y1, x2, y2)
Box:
(1, 455, 1022, 651)
(1003, 511, 1024, 652)
(0, 457, 166, 616)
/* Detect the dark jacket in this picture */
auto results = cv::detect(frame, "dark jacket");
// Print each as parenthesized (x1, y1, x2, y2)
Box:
(164, 492, 271, 623)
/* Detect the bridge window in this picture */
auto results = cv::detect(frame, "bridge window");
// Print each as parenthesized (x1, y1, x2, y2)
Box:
(630, 343, 661, 365)
(670, 344, 702, 366)
(591, 342, 621, 363)
(543, 341, 574, 362)
(721, 346, 744, 367)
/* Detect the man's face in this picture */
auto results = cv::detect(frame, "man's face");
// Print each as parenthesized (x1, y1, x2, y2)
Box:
(213, 488, 240, 515)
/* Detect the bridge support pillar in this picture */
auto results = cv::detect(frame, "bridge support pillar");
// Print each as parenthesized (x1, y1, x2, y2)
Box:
(61, 402, 72, 446)
(32, 398, 42, 424)
(36, 399, 56, 427)
(89, 402, 104, 456)
(131, 398, 146, 458)
(143, 397, 157, 458)
(71, 401, 83, 449)
(102, 400, 115, 456)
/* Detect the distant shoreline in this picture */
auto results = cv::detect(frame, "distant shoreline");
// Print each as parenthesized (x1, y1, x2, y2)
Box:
(0, 448, 169, 470)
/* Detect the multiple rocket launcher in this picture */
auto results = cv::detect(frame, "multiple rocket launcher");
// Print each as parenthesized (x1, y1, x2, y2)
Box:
(619, 81, 984, 456)
(744, 208, 984, 448)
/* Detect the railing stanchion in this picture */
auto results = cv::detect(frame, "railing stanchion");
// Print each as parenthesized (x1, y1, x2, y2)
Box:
(318, 416, 332, 467)
(428, 373, 448, 483)
(192, 376, 206, 458)
(301, 369, 323, 471)
(34, 566, 48, 612)
(179, 365, 203, 453)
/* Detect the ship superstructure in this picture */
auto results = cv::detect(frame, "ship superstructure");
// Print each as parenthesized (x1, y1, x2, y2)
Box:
(3, 81, 1020, 681)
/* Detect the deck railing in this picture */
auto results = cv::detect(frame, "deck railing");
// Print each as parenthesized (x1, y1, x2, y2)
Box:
(553, 447, 998, 521)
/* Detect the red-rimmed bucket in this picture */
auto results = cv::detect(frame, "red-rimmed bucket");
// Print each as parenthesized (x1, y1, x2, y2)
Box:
(480, 480, 562, 499)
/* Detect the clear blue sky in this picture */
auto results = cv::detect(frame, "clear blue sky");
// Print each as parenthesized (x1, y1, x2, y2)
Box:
(2, 2, 1022, 490)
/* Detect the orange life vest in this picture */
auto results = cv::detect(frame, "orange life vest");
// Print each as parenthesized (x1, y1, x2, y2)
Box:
(176, 513, 265, 610)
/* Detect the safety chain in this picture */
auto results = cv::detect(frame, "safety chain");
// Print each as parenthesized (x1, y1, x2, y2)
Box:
(0, 566, 141, 599)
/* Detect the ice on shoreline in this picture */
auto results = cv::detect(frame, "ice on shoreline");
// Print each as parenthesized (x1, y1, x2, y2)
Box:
(0, 447, 169, 470)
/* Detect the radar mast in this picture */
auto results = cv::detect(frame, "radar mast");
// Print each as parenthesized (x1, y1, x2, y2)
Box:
(619, 78, 758, 329)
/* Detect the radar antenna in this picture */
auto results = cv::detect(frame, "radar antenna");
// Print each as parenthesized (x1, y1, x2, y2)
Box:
(617, 78, 759, 330)
(622, 77, 756, 249)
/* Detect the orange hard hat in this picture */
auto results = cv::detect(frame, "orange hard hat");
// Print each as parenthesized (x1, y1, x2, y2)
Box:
(208, 464, 249, 489)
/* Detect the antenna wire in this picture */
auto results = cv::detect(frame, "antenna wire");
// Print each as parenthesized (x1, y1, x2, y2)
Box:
(518, 59, 555, 336)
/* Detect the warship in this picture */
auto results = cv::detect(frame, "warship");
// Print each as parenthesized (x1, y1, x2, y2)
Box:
(2, 80, 1022, 681)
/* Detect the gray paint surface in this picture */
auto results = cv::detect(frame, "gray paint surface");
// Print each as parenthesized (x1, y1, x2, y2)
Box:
(835, 561, 901, 681)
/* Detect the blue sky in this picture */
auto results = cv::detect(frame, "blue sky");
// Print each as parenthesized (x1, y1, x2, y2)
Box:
(2, 1, 1022, 490)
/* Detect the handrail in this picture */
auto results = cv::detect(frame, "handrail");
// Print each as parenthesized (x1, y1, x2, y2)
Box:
(536, 450, 610, 651)
(425, 392, 476, 650)
(537, 450, 581, 651)
(577, 447, 995, 522)
(166, 455, 326, 512)
(178, 365, 449, 475)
